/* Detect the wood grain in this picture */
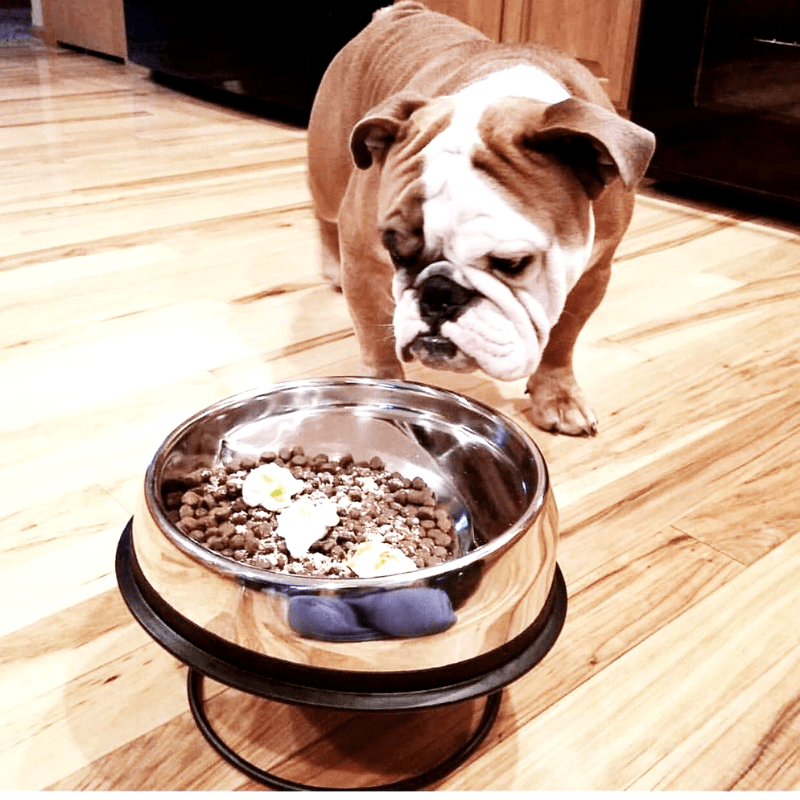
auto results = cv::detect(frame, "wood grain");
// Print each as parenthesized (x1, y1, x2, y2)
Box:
(419, 0, 504, 40)
(500, 0, 643, 108)
(1, 44, 799, 791)
(40, 0, 126, 58)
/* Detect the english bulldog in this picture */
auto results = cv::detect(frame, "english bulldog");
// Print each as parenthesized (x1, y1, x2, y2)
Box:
(306, 1, 655, 435)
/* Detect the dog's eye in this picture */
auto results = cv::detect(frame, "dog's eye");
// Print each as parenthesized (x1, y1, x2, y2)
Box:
(489, 255, 534, 275)
(382, 229, 422, 269)
(388, 249, 413, 268)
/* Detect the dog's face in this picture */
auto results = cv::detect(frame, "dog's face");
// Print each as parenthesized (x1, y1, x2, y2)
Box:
(351, 81, 654, 381)
(384, 99, 596, 380)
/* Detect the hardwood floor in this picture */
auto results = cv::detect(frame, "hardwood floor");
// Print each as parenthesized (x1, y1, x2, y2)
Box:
(1, 43, 799, 791)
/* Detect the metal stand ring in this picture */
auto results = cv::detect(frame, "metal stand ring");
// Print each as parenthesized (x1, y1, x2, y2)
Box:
(186, 668, 502, 792)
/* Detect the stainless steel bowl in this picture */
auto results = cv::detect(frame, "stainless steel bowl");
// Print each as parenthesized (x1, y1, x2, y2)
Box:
(131, 377, 559, 675)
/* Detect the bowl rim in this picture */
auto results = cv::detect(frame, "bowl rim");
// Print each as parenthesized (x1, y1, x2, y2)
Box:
(143, 377, 551, 589)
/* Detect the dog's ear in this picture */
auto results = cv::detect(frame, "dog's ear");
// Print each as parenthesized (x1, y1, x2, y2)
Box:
(524, 97, 656, 199)
(351, 92, 428, 169)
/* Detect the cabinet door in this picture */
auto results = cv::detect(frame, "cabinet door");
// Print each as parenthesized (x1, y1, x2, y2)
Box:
(421, 0, 504, 41)
(501, 0, 643, 110)
(41, 0, 127, 59)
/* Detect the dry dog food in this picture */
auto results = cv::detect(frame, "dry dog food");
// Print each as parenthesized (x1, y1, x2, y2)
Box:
(164, 446, 458, 578)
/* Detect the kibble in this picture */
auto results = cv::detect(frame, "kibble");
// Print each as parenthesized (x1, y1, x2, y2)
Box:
(164, 446, 460, 578)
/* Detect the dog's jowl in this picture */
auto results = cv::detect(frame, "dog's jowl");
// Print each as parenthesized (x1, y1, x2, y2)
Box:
(307, 1, 655, 436)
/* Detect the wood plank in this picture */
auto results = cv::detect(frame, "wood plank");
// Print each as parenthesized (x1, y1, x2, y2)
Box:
(672, 414, 800, 565)
(631, 644, 800, 790)
(0, 640, 190, 790)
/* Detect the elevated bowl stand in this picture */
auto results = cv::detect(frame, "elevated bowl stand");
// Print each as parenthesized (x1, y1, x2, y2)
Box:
(115, 520, 567, 791)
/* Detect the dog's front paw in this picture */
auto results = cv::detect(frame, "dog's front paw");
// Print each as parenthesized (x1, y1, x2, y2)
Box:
(525, 367, 598, 436)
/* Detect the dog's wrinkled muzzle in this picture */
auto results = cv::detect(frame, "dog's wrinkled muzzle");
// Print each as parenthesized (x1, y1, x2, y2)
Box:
(395, 260, 542, 377)
(398, 265, 479, 369)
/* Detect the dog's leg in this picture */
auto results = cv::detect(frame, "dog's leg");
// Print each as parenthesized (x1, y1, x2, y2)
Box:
(340, 243, 404, 379)
(317, 216, 343, 291)
(526, 257, 611, 436)
(335, 173, 405, 380)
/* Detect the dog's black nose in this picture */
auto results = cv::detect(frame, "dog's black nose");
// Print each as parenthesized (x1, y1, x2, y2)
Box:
(418, 275, 475, 327)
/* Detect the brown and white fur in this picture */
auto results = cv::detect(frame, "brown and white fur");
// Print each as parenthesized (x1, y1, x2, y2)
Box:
(307, 1, 655, 435)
